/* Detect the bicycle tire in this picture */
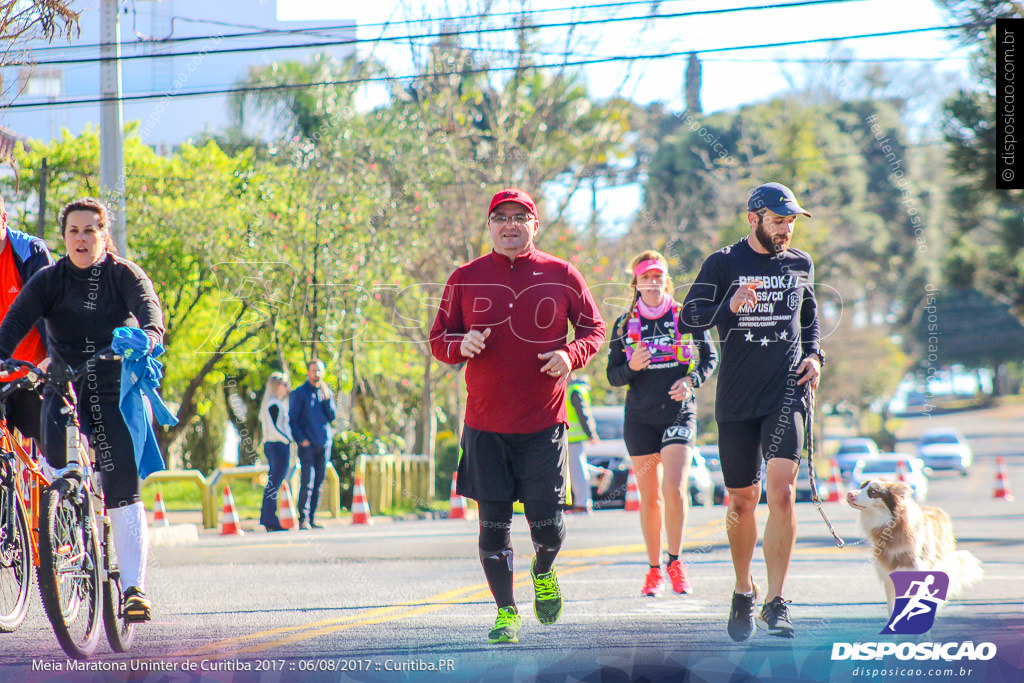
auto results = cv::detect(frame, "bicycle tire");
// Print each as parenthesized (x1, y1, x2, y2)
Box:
(37, 479, 102, 659)
(101, 519, 135, 652)
(0, 466, 32, 632)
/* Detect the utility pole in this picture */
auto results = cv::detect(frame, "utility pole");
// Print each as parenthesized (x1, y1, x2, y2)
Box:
(100, 0, 127, 254)
(36, 158, 48, 239)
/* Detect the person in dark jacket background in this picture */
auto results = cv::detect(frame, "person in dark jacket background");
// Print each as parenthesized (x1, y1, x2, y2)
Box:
(289, 359, 336, 530)
(607, 250, 717, 599)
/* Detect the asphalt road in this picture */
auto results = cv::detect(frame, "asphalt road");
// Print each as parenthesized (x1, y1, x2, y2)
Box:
(3, 402, 1023, 683)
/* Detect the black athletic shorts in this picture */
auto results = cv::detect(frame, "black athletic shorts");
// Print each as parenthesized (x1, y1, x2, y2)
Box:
(623, 408, 697, 457)
(718, 402, 805, 489)
(457, 424, 568, 504)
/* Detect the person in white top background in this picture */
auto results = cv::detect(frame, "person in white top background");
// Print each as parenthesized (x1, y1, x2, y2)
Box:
(259, 371, 293, 532)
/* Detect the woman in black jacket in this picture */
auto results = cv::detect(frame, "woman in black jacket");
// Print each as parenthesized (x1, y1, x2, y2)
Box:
(607, 250, 717, 598)
(0, 197, 165, 623)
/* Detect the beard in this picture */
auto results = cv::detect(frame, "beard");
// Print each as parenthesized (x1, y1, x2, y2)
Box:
(754, 215, 790, 255)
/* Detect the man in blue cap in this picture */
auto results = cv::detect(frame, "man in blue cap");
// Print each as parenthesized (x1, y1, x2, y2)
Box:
(681, 182, 824, 641)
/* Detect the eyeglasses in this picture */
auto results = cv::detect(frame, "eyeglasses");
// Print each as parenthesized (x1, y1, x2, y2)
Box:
(488, 213, 535, 226)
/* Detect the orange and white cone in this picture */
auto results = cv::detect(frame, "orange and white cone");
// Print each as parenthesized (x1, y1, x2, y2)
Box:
(720, 486, 730, 507)
(624, 468, 641, 512)
(219, 484, 245, 536)
(278, 481, 298, 530)
(896, 460, 909, 483)
(152, 490, 170, 527)
(994, 456, 1014, 501)
(448, 472, 469, 520)
(826, 459, 842, 502)
(351, 476, 373, 525)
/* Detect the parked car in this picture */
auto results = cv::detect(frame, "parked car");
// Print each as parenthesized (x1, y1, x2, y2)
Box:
(834, 437, 880, 479)
(915, 428, 973, 475)
(849, 453, 930, 501)
(587, 406, 713, 509)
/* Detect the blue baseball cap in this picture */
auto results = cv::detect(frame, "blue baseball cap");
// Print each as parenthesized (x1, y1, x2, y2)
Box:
(747, 182, 812, 218)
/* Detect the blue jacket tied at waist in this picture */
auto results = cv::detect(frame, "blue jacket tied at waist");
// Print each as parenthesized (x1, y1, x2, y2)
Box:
(111, 327, 179, 479)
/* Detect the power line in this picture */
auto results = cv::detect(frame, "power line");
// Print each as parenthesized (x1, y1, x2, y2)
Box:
(11, 0, 815, 55)
(7, 0, 870, 68)
(2, 22, 986, 111)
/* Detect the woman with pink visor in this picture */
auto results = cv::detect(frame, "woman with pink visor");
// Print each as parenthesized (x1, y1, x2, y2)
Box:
(606, 250, 718, 597)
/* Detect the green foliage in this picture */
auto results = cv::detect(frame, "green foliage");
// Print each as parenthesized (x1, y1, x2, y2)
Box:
(180, 386, 227, 475)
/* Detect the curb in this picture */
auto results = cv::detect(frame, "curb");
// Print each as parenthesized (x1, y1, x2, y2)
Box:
(149, 523, 200, 547)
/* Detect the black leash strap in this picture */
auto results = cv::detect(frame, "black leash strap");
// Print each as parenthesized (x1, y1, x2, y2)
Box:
(806, 387, 847, 548)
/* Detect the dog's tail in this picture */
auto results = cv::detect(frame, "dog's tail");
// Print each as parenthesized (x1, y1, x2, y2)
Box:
(941, 550, 984, 598)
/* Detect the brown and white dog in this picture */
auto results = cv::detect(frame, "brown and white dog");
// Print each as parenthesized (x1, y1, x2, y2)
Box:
(847, 479, 982, 614)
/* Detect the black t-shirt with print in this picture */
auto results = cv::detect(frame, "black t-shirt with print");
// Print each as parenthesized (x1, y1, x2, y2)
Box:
(680, 238, 820, 422)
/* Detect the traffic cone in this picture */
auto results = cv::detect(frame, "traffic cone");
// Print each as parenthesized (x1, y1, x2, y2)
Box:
(351, 476, 373, 525)
(448, 472, 469, 520)
(624, 468, 641, 511)
(994, 456, 1014, 501)
(896, 459, 909, 483)
(826, 459, 842, 502)
(219, 484, 245, 536)
(152, 490, 170, 527)
(721, 486, 730, 507)
(277, 481, 298, 530)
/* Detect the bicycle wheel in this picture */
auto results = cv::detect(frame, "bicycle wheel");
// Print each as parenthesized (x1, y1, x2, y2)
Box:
(101, 519, 135, 652)
(0, 470, 32, 632)
(37, 479, 102, 659)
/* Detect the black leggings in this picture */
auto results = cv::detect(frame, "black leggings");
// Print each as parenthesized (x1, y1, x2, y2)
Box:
(478, 501, 565, 558)
(41, 391, 140, 508)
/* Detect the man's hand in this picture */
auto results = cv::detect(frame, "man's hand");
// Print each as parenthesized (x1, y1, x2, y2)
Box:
(460, 328, 491, 358)
(627, 345, 652, 372)
(538, 349, 571, 385)
(730, 280, 762, 314)
(796, 354, 821, 389)
(668, 377, 693, 402)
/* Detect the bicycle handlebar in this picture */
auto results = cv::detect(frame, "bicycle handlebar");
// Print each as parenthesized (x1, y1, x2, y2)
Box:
(1, 348, 122, 393)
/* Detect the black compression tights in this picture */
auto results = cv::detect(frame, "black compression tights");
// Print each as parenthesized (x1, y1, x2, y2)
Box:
(477, 501, 565, 609)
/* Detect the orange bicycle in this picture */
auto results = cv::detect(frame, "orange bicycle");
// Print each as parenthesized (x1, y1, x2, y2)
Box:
(0, 375, 44, 633)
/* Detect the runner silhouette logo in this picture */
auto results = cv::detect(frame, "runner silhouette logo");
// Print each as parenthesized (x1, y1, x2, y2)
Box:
(881, 571, 949, 635)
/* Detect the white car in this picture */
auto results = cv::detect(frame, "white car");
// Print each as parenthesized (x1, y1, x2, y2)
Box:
(915, 428, 973, 475)
(849, 453, 930, 502)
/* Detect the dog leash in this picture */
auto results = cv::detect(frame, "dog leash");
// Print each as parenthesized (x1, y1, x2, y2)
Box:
(805, 387, 848, 548)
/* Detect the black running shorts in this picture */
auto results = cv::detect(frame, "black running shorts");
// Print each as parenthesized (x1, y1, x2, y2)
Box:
(717, 402, 805, 489)
(457, 424, 568, 504)
(623, 408, 697, 457)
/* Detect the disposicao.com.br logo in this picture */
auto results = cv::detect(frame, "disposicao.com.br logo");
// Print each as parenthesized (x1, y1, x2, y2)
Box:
(831, 570, 997, 663)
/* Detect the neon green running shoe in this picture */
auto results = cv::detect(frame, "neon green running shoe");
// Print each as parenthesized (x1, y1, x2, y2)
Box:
(531, 558, 563, 625)
(487, 606, 522, 644)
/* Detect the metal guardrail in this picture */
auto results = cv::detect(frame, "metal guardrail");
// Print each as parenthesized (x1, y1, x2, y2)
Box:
(142, 469, 211, 527)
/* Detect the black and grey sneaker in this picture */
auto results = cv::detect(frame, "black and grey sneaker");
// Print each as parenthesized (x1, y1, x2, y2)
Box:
(757, 595, 794, 638)
(122, 586, 152, 623)
(727, 582, 758, 642)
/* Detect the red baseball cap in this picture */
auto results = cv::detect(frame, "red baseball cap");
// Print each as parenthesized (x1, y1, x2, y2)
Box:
(488, 188, 538, 217)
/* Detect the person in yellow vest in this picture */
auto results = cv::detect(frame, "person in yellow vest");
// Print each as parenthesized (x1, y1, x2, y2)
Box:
(566, 373, 599, 513)
(606, 250, 718, 597)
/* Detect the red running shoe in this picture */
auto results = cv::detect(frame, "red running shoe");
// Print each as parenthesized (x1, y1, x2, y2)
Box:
(666, 559, 692, 594)
(641, 567, 664, 597)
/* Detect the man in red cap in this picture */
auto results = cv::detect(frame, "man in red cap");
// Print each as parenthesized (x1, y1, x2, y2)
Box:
(430, 187, 606, 644)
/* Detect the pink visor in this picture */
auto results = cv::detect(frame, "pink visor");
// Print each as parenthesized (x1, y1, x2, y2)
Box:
(633, 259, 667, 278)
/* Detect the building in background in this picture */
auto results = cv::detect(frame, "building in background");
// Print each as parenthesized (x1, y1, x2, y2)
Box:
(0, 1, 355, 147)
